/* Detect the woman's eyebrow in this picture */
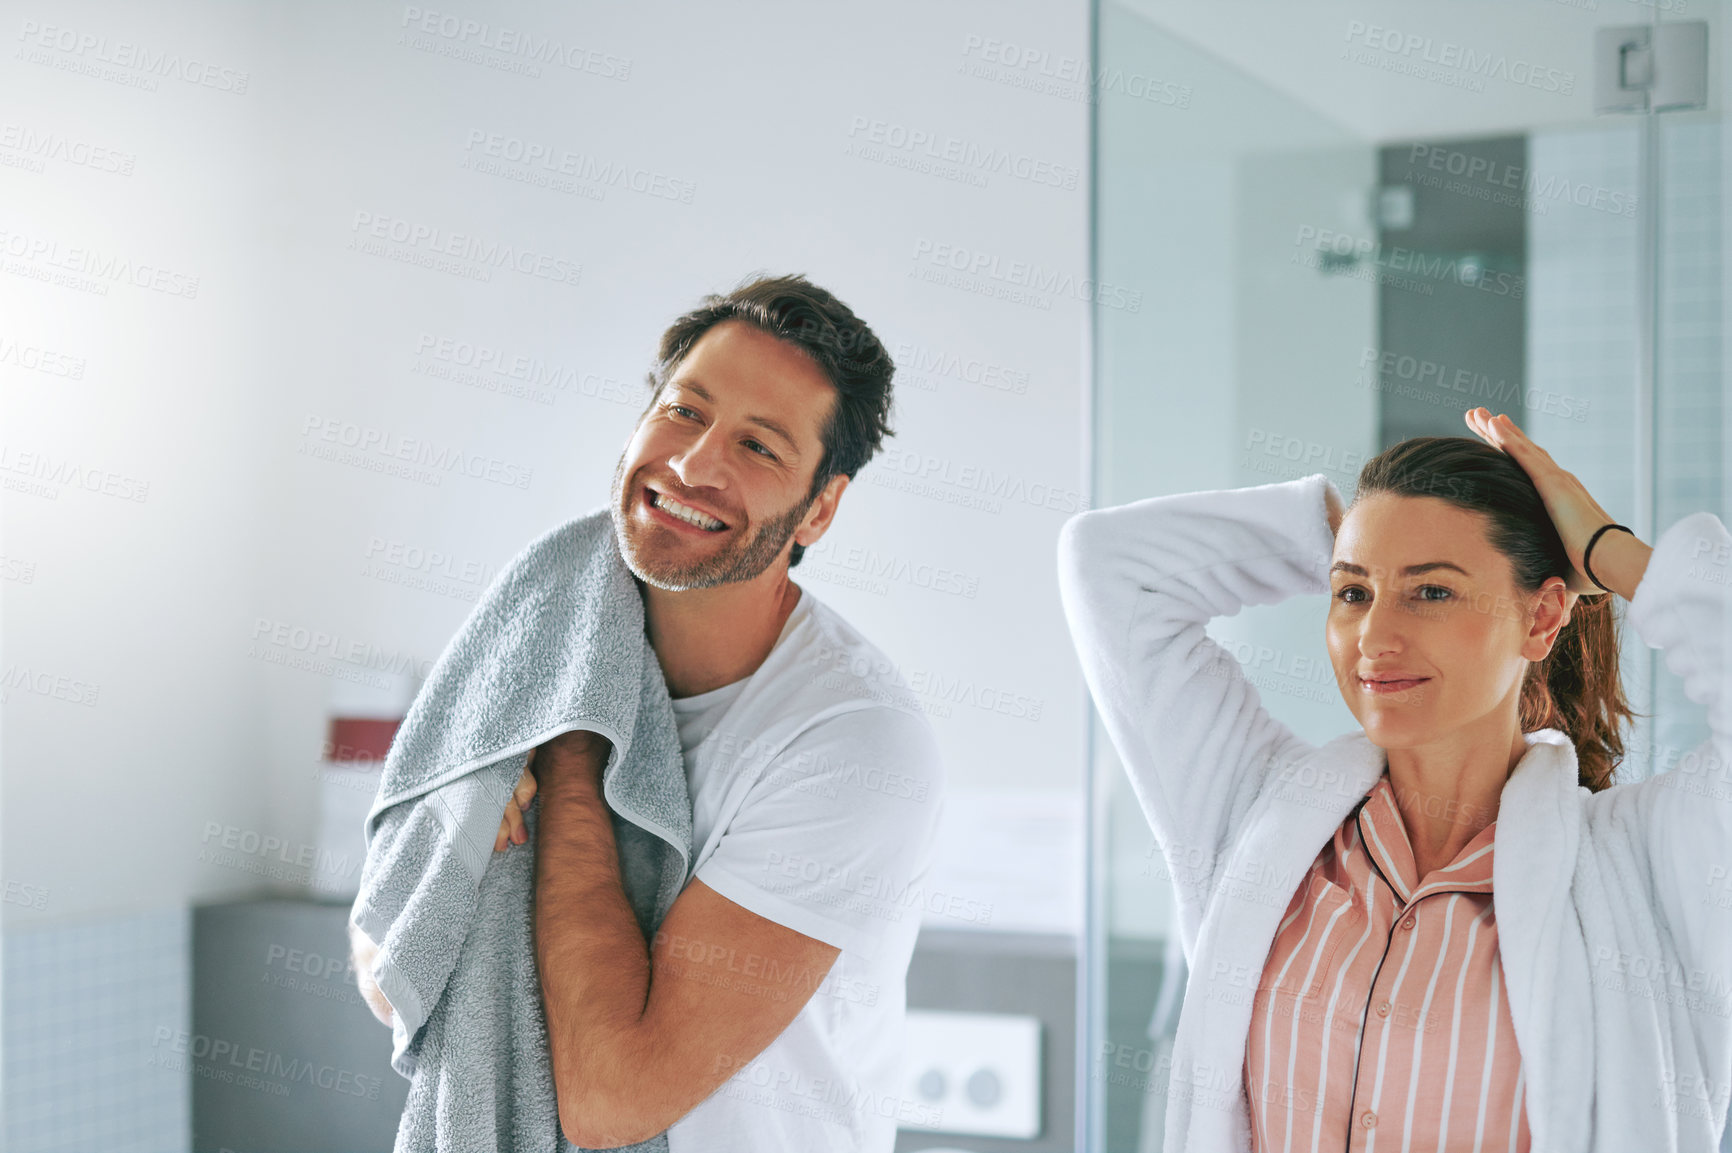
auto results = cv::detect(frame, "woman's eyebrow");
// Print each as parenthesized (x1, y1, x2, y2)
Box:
(1330, 560, 1472, 577)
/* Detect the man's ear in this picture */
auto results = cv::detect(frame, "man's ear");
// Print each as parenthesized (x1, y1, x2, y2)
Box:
(794, 474, 850, 548)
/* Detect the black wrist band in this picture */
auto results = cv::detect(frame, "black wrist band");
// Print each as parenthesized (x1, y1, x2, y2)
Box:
(1582, 523, 1634, 592)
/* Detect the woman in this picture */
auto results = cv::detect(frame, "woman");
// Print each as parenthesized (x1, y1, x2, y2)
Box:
(1057, 407, 1730, 1152)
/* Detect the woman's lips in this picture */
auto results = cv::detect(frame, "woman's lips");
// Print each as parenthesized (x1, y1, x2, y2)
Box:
(1359, 676, 1430, 695)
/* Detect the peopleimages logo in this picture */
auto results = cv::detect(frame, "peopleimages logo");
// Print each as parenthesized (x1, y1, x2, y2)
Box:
(462, 130, 695, 203)
(0, 333, 87, 379)
(400, 6, 631, 79)
(348, 210, 581, 287)
(0, 225, 201, 298)
(958, 35, 1192, 108)
(1294, 225, 1524, 299)
(910, 238, 1141, 313)
(1343, 21, 1575, 94)
(15, 20, 251, 93)
(1405, 144, 1636, 218)
(893, 341, 1030, 395)
(1357, 347, 1589, 421)
(845, 116, 1079, 190)
(0, 443, 149, 501)
(298, 414, 534, 490)
(150, 1026, 382, 1100)
(0, 123, 136, 174)
(876, 443, 1089, 515)
(0, 664, 100, 707)
(248, 616, 436, 683)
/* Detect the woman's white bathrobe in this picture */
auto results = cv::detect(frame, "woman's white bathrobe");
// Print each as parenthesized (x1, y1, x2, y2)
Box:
(1056, 472, 1732, 1152)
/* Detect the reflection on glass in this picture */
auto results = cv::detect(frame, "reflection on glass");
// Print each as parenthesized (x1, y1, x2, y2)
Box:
(1087, 2, 1725, 1148)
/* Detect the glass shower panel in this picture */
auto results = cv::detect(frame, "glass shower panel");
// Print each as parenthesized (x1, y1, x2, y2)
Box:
(1090, 6, 1372, 1149)
(1651, 92, 1729, 1153)
(1650, 112, 1727, 801)
(1087, 3, 1719, 1150)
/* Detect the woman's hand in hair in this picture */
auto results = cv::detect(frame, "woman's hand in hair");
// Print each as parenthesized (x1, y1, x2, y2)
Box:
(1464, 407, 1626, 596)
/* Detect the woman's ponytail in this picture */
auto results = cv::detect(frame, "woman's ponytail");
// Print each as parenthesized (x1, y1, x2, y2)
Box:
(1518, 593, 1634, 791)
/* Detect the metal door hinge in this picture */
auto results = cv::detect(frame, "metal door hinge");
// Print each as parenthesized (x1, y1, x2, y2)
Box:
(1595, 21, 1709, 113)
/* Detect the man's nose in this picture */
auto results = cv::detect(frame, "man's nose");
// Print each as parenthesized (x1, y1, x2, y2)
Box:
(667, 429, 728, 490)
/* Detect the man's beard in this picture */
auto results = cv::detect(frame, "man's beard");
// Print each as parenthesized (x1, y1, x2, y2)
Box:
(608, 453, 815, 591)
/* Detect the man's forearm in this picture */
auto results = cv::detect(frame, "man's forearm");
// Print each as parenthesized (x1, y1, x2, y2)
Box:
(532, 736, 654, 1141)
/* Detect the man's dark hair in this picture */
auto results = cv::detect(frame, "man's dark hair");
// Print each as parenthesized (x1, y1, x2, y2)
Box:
(643, 273, 896, 565)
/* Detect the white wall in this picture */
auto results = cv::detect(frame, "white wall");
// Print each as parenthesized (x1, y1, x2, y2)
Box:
(1, 0, 1093, 945)
(2, 0, 273, 926)
(3, 2, 1093, 1142)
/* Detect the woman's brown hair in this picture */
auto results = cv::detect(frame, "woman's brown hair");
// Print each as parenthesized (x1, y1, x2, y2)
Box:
(1352, 435, 1638, 790)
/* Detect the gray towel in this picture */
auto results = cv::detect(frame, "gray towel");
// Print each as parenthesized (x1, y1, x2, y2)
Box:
(352, 508, 693, 1153)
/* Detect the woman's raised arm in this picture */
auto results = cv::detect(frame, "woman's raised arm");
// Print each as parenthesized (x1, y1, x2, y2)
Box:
(1466, 407, 1731, 978)
(1055, 472, 1341, 953)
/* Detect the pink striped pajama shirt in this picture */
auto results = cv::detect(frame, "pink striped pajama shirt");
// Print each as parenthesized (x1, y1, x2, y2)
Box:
(1244, 772, 1530, 1153)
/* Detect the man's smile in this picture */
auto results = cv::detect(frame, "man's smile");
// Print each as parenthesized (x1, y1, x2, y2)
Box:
(645, 485, 729, 532)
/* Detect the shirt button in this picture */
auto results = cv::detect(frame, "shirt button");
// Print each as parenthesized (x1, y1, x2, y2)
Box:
(1402, 915, 1417, 930)
(1375, 1001, 1391, 1018)
(1361, 1110, 1378, 1128)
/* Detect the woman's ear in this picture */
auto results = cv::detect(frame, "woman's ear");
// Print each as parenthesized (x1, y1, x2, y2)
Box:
(1525, 578, 1574, 660)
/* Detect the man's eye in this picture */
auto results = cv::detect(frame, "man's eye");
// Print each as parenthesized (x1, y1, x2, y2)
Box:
(745, 441, 777, 459)
(668, 404, 699, 419)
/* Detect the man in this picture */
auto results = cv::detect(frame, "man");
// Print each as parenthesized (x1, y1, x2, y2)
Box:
(351, 274, 946, 1152)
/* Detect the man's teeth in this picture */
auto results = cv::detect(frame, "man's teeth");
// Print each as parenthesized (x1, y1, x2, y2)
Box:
(655, 493, 725, 530)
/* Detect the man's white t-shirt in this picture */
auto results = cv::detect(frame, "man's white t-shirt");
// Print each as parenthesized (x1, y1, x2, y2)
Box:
(659, 584, 946, 1153)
